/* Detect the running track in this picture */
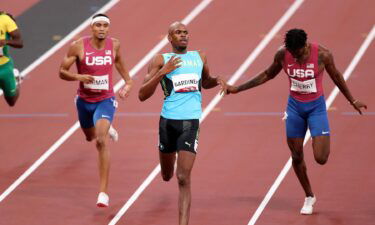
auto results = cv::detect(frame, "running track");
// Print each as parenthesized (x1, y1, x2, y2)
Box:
(0, 0, 374, 224)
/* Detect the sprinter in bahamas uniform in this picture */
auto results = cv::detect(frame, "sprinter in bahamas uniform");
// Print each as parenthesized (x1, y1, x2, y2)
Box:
(0, 11, 23, 106)
(139, 22, 227, 225)
(59, 14, 133, 208)
(226, 29, 367, 215)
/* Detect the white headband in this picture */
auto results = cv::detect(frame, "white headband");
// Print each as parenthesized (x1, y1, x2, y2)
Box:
(91, 16, 110, 25)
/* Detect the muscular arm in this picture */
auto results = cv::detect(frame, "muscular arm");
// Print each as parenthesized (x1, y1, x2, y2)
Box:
(113, 39, 133, 99)
(229, 49, 284, 93)
(3, 29, 23, 48)
(199, 52, 222, 89)
(138, 55, 166, 101)
(321, 46, 367, 114)
(113, 39, 132, 84)
(59, 40, 93, 83)
(138, 54, 182, 101)
(321, 47, 355, 102)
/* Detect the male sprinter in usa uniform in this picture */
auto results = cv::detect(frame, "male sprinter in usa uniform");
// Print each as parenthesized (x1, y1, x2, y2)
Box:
(59, 14, 133, 207)
(0, 11, 23, 106)
(139, 22, 227, 225)
(226, 29, 367, 214)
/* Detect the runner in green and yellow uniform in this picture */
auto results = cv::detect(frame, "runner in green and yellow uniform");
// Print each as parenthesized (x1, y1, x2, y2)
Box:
(0, 11, 23, 106)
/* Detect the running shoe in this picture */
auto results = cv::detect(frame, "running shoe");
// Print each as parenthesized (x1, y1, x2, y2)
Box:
(96, 192, 109, 207)
(108, 125, 118, 142)
(300, 196, 316, 215)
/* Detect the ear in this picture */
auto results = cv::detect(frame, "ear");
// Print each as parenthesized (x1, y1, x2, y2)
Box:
(167, 34, 172, 42)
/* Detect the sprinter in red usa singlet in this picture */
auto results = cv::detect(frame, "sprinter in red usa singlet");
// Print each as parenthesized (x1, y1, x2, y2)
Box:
(226, 29, 367, 215)
(59, 13, 133, 207)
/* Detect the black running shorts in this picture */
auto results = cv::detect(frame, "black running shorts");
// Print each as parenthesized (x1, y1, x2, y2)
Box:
(158, 116, 200, 154)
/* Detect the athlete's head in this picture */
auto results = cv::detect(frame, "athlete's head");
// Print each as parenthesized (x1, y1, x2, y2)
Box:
(284, 28, 307, 58)
(0, 11, 16, 22)
(91, 13, 110, 40)
(168, 22, 189, 52)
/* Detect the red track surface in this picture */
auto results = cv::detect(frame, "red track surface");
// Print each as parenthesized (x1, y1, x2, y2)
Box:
(0, 0, 374, 225)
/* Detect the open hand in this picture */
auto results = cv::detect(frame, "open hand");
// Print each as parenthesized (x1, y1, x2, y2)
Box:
(351, 100, 367, 115)
(119, 83, 133, 100)
(159, 55, 182, 75)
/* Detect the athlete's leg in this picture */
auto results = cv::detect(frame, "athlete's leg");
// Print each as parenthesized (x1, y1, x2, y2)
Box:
(1, 60, 19, 106)
(159, 152, 176, 181)
(4, 88, 19, 107)
(176, 150, 195, 225)
(93, 98, 116, 194)
(76, 97, 96, 141)
(159, 117, 178, 181)
(95, 118, 111, 193)
(308, 98, 331, 165)
(287, 137, 314, 197)
(312, 136, 330, 165)
(81, 127, 96, 141)
(285, 96, 314, 197)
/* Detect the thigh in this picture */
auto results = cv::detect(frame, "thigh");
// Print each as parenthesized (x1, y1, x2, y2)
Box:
(176, 119, 199, 154)
(0, 60, 17, 97)
(93, 97, 116, 126)
(176, 150, 196, 176)
(308, 102, 330, 137)
(76, 96, 94, 129)
(285, 105, 307, 138)
(159, 117, 178, 153)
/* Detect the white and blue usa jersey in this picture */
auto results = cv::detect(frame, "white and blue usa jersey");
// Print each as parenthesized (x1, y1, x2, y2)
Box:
(160, 51, 203, 120)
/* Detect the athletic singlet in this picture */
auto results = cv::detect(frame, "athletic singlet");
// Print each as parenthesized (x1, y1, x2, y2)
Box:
(77, 37, 114, 102)
(160, 51, 203, 120)
(283, 43, 324, 102)
(0, 13, 18, 65)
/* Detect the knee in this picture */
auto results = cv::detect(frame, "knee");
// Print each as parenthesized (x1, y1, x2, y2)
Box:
(86, 136, 95, 142)
(315, 155, 328, 165)
(291, 152, 304, 164)
(176, 173, 190, 186)
(162, 173, 173, 182)
(96, 137, 106, 149)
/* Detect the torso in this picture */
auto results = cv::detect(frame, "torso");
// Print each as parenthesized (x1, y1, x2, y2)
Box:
(283, 43, 324, 102)
(0, 14, 17, 65)
(77, 37, 115, 102)
(160, 51, 203, 120)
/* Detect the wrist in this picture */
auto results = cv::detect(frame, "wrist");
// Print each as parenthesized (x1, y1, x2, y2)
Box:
(350, 99, 358, 105)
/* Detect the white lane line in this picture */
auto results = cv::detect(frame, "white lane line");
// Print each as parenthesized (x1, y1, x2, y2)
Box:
(108, 1, 304, 224)
(0, 0, 213, 204)
(0, 0, 120, 96)
(247, 24, 375, 225)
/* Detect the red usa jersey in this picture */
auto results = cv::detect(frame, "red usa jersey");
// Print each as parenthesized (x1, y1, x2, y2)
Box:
(283, 43, 324, 102)
(77, 37, 114, 102)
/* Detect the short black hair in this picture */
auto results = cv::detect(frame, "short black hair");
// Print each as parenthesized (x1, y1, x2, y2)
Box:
(284, 28, 307, 51)
(92, 13, 109, 19)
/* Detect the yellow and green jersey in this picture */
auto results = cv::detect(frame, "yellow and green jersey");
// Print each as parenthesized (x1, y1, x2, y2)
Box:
(0, 13, 18, 65)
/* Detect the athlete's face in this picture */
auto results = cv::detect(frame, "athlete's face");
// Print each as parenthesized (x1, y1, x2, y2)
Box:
(289, 44, 306, 59)
(91, 21, 109, 40)
(169, 24, 189, 51)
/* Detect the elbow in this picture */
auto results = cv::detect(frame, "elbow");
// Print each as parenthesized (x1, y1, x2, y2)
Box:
(138, 91, 147, 102)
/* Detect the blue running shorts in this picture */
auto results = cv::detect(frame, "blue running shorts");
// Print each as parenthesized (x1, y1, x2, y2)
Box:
(285, 95, 330, 138)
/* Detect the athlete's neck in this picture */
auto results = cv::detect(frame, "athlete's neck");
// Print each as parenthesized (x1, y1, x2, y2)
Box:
(172, 46, 187, 54)
(90, 37, 106, 50)
(296, 43, 311, 64)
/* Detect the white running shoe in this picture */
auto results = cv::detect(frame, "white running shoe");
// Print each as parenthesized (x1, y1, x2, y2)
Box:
(300, 196, 316, 215)
(108, 126, 118, 142)
(96, 192, 109, 207)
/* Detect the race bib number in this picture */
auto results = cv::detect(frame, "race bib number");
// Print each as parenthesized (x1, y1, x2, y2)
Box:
(171, 73, 199, 93)
(83, 75, 109, 90)
(0, 47, 3, 57)
(290, 78, 317, 94)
